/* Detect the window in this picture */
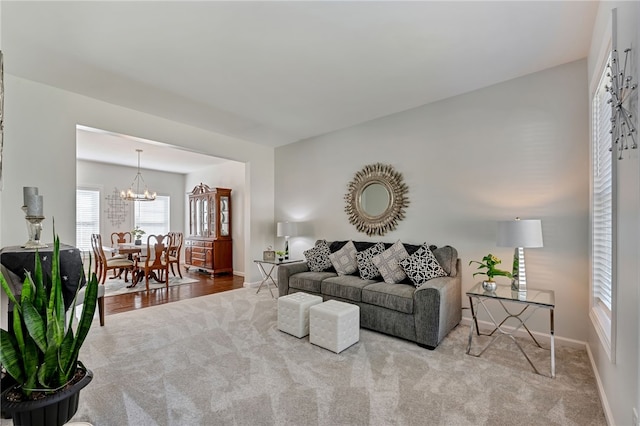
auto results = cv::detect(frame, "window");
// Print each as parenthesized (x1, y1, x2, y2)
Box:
(76, 188, 100, 252)
(134, 195, 170, 238)
(590, 53, 616, 357)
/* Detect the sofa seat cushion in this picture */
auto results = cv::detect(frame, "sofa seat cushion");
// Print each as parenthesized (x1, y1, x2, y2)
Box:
(321, 275, 376, 302)
(289, 271, 336, 294)
(361, 282, 415, 314)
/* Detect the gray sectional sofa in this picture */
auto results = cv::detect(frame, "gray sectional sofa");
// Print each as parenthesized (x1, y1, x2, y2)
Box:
(277, 241, 462, 349)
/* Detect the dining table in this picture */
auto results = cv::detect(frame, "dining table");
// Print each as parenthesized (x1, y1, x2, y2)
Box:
(103, 243, 146, 258)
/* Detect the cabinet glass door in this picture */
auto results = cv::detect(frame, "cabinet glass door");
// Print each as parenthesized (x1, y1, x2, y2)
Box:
(195, 199, 201, 236)
(220, 195, 229, 237)
(202, 198, 209, 236)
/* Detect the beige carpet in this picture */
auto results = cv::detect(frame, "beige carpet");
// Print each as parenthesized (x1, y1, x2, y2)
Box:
(57, 288, 604, 425)
(102, 275, 198, 296)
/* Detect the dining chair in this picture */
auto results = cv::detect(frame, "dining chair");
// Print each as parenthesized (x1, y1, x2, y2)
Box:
(91, 233, 134, 284)
(135, 234, 171, 291)
(110, 232, 132, 257)
(167, 231, 184, 278)
(109, 231, 133, 278)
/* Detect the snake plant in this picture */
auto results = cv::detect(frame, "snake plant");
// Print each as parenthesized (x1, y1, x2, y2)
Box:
(0, 235, 98, 397)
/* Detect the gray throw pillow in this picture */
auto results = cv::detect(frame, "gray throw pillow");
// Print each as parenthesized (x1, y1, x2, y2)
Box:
(372, 240, 410, 284)
(356, 242, 386, 280)
(304, 240, 332, 272)
(399, 244, 447, 287)
(329, 240, 358, 276)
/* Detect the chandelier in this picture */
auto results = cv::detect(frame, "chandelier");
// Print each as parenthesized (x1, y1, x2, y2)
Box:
(120, 149, 157, 201)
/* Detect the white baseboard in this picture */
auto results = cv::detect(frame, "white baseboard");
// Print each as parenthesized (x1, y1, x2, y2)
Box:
(585, 343, 615, 426)
(460, 317, 586, 349)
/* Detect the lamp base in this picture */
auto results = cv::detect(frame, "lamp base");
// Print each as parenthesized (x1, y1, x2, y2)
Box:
(511, 247, 527, 292)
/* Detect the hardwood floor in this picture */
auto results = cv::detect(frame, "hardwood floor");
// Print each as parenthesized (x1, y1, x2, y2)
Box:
(103, 269, 245, 316)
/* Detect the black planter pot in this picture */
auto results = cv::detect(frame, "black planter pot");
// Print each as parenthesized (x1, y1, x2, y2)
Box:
(135, 239, 142, 246)
(1, 365, 93, 426)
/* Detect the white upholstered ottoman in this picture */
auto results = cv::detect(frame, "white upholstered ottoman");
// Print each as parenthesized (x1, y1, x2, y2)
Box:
(278, 292, 323, 338)
(309, 300, 360, 353)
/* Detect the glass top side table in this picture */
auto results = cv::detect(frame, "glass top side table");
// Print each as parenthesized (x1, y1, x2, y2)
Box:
(466, 282, 555, 378)
(254, 259, 303, 298)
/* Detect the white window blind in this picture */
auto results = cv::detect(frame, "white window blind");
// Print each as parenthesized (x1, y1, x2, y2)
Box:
(76, 189, 100, 252)
(591, 59, 613, 315)
(135, 195, 170, 238)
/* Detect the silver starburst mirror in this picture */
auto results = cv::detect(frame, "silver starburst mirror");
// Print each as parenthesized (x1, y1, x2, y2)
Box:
(344, 163, 409, 237)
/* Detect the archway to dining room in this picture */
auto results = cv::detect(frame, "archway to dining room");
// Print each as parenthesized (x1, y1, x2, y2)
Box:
(75, 125, 246, 313)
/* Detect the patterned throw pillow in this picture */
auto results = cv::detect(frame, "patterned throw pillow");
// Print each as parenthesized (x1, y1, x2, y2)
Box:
(329, 240, 358, 276)
(303, 240, 332, 272)
(399, 244, 447, 287)
(372, 240, 410, 284)
(355, 242, 386, 280)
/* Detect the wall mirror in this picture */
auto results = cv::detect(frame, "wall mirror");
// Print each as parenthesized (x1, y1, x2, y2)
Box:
(344, 163, 409, 236)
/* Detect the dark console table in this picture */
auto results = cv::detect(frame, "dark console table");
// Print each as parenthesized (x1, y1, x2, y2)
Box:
(0, 243, 85, 313)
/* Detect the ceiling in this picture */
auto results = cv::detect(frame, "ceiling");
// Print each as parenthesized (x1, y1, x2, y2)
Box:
(3, 1, 598, 170)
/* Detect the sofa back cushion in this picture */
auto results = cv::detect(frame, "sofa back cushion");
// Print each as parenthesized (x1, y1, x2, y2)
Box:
(321, 240, 458, 277)
(431, 246, 458, 276)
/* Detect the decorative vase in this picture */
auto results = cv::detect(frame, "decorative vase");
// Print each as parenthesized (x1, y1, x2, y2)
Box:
(1, 364, 93, 426)
(482, 280, 497, 292)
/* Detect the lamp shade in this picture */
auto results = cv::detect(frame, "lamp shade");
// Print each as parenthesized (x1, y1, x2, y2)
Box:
(277, 222, 298, 238)
(496, 219, 543, 248)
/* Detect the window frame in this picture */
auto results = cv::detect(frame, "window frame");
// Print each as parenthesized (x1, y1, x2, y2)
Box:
(589, 43, 617, 362)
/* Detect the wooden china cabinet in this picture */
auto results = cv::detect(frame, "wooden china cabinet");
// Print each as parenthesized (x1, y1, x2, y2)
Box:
(184, 184, 232, 276)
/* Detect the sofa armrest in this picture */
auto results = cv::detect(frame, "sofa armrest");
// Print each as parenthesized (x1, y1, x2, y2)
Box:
(277, 261, 310, 297)
(412, 259, 462, 348)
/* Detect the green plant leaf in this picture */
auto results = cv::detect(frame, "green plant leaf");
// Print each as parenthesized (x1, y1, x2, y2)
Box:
(32, 251, 46, 314)
(22, 298, 48, 354)
(47, 237, 65, 348)
(22, 339, 40, 396)
(0, 329, 24, 384)
(66, 272, 98, 374)
(0, 272, 21, 309)
(38, 341, 60, 389)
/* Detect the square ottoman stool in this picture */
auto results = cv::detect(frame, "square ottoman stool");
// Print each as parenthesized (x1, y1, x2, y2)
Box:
(309, 300, 360, 353)
(278, 292, 323, 338)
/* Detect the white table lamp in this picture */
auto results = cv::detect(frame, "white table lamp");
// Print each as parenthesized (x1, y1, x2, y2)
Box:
(277, 222, 298, 259)
(496, 218, 543, 292)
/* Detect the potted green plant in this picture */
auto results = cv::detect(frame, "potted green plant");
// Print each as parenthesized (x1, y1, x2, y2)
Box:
(0, 235, 98, 426)
(276, 251, 286, 262)
(469, 253, 512, 291)
(132, 226, 146, 245)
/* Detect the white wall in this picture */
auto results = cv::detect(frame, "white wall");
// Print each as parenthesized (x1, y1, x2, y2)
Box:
(185, 161, 246, 275)
(586, 2, 640, 425)
(1, 75, 274, 283)
(276, 60, 589, 342)
(77, 160, 186, 242)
